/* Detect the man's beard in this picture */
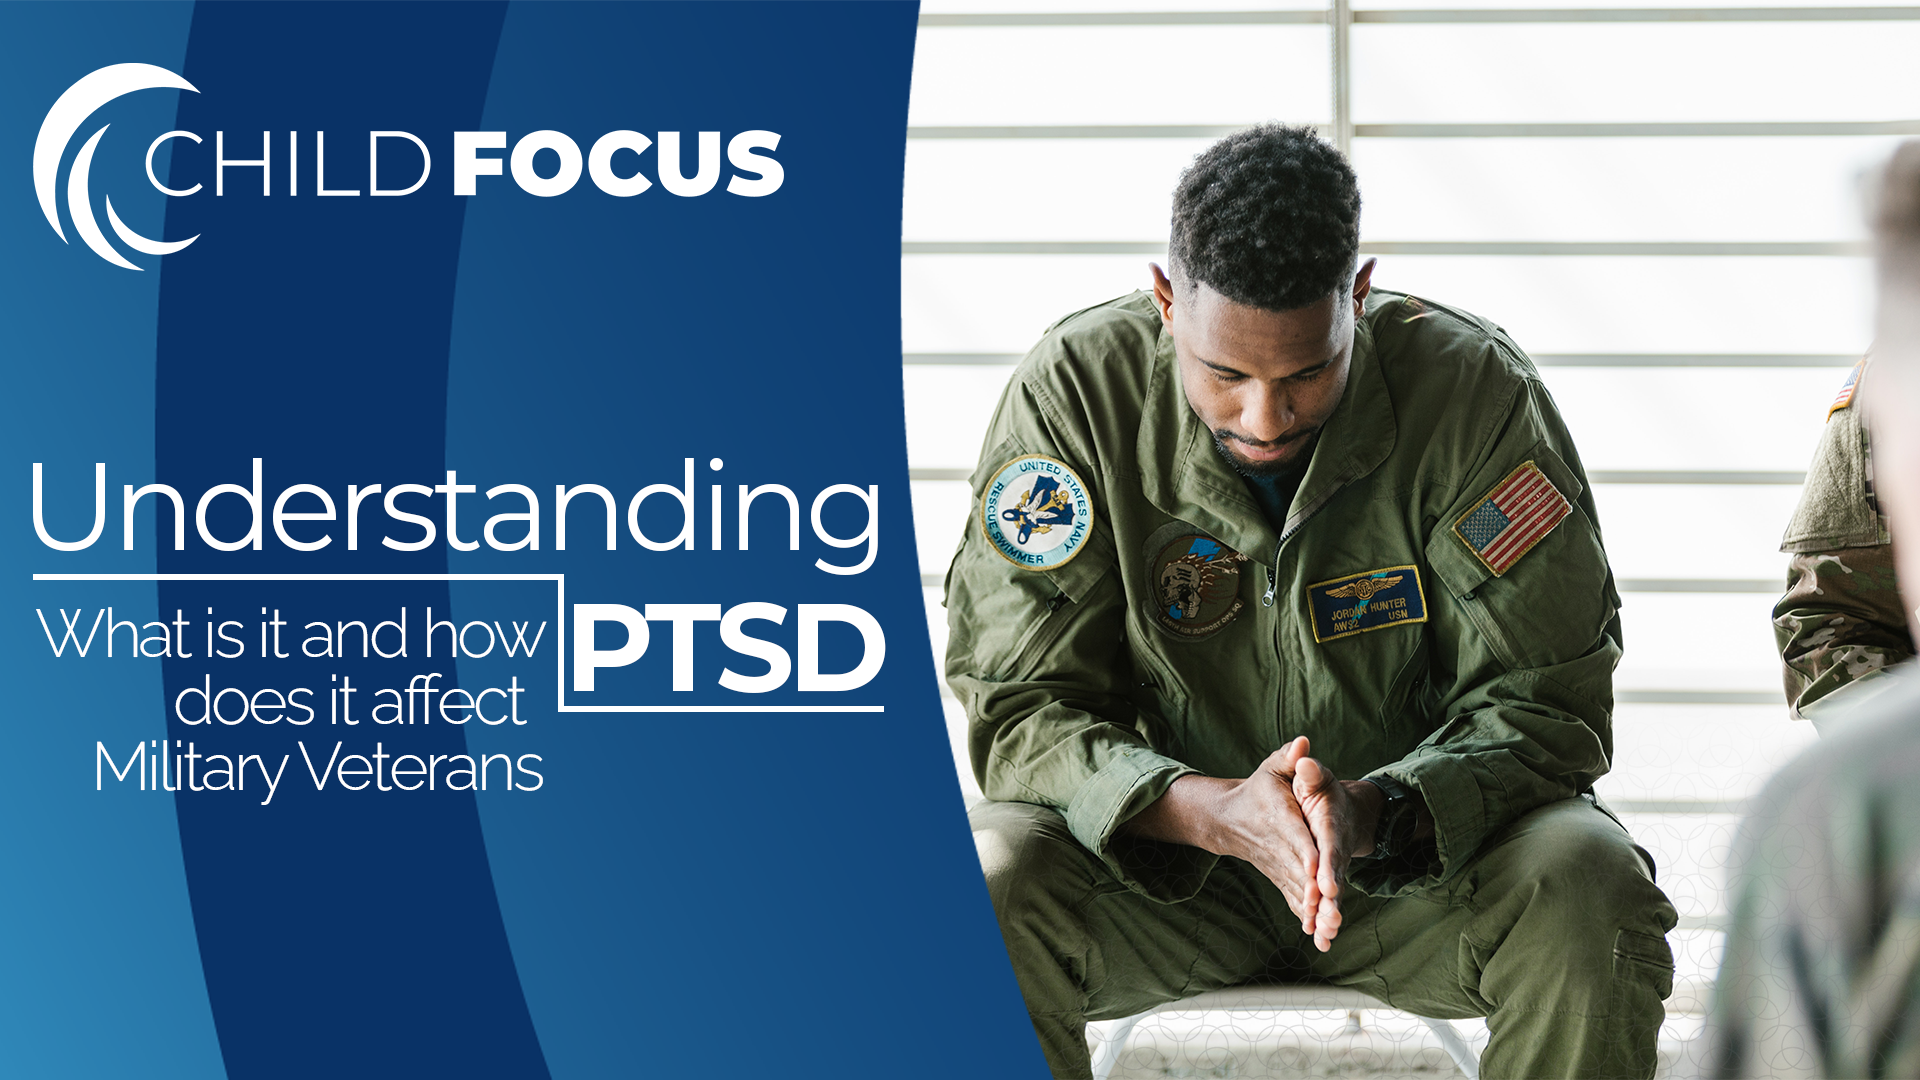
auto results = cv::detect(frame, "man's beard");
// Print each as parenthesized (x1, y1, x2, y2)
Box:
(1211, 427, 1318, 480)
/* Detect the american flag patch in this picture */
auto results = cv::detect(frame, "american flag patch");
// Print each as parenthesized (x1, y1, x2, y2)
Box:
(1452, 461, 1573, 576)
(1828, 360, 1863, 419)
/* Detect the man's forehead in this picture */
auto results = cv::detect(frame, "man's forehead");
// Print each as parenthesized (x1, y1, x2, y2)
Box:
(1178, 278, 1346, 367)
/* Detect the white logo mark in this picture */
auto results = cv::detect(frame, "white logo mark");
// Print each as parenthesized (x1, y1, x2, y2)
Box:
(34, 63, 200, 270)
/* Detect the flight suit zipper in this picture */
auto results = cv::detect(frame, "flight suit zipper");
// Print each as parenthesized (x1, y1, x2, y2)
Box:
(1262, 505, 1330, 607)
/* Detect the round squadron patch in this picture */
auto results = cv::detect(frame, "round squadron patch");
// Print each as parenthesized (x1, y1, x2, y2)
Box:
(1151, 535, 1249, 639)
(981, 455, 1094, 570)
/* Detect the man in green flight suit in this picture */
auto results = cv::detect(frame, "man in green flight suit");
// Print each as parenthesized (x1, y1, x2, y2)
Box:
(945, 125, 1677, 1078)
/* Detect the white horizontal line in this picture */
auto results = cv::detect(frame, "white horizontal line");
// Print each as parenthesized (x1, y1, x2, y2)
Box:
(1616, 578, 1779, 593)
(906, 121, 1920, 139)
(902, 240, 1870, 256)
(1609, 798, 1747, 812)
(1359, 6, 1920, 21)
(1617, 690, 1782, 704)
(918, 7, 1920, 26)
(558, 705, 886, 713)
(1589, 470, 1805, 484)
(916, 572, 1782, 592)
(901, 352, 1861, 367)
(920, 11, 1327, 26)
(908, 467, 1806, 484)
(908, 124, 1288, 139)
(32, 573, 563, 582)
(1360, 120, 1920, 137)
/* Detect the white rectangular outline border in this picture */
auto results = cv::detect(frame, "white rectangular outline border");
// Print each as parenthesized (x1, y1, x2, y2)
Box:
(30, 573, 884, 714)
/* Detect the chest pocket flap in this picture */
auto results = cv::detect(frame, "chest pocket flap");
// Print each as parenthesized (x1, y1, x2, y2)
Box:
(1424, 443, 1615, 671)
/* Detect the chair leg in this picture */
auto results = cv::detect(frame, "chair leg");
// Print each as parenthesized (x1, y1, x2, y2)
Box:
(1417, 1016, 1480, 1079)
(1089, 1012, 1148, 1080)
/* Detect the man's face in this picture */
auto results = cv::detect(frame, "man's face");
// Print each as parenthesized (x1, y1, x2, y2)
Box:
(1152, 260, 1373, 478)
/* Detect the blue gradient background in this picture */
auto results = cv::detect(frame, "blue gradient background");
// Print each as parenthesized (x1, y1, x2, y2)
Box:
(2, 3, 1044, 1076)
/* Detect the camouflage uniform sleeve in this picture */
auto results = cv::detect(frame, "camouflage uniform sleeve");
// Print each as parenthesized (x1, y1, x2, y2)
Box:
(1774, 361, 1914, 718)
(1774, 546, 1910, 717)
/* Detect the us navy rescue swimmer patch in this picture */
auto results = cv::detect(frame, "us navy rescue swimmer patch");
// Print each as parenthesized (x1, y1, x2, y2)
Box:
(981, 454, 1094, 570)
(1308, 565, 1428, 643)
(1151, 535, 1249, 638)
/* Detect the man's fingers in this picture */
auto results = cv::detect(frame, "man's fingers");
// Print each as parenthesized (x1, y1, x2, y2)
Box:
(1239, 749, 1337, 940)
(1273, 871, 1315, 928)
(1263, 776, 1324, 891)
(1300, 853, 1322, 933)
(1287, 755, 1349, 933)
(1311, 853, 1344, 951)
(1281, 736, 1311, 769)
(1317, 892, 1341, 934)
(1264, 737, 1311, 780)
(1294, 757, 1344, 887)
(1293, 754, 1334, 802)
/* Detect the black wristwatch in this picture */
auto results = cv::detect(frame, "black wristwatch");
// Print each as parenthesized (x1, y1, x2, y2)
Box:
(1365, 775, 1420, 859)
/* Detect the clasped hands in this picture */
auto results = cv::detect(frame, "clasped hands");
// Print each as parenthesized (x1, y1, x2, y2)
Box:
(1123, 736, 1384, 952)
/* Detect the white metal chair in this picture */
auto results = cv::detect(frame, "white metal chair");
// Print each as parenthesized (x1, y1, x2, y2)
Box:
(1087, 983, 1481, 1080)
(1087, 974, 1716, 1079)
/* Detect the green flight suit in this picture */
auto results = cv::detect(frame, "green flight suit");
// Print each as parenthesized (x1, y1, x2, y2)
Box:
(946, 290, 1677, 1078)
(1774, 359, 1914, 726)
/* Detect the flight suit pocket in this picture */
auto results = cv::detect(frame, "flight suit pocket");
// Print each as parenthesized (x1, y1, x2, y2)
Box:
(1613, 928, 1675, 1002)
(1127, 641, 1189, 740)
(1376, 632, 1431, 736)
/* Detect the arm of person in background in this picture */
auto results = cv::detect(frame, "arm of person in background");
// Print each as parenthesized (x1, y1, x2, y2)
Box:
(1713, 143, 1920, 1079)
(1773, 358, 1915, 726)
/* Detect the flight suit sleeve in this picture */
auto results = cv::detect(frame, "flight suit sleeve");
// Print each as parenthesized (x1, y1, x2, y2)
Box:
(1773, 367, 1913, 718)
(944, 376, 1213, 903)
(1363, 377, 1621, 888)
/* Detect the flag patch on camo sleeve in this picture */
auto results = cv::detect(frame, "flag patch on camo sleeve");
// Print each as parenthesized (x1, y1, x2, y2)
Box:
(1828, 359, 1863, 418)
(1452, 461, 1572, 576)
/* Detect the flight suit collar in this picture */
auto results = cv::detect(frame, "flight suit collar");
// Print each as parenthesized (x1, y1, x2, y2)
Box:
(1137, 306, 1396, 562)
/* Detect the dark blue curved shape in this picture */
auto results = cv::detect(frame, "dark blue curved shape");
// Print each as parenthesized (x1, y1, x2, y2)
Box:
(155, 5, 546, 1077)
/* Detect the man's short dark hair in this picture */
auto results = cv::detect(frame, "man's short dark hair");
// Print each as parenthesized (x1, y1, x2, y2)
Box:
(1168, 124, 1361, 313)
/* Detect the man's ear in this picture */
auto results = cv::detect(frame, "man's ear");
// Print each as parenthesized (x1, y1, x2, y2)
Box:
(1149, 262, 1176, 323)
(1351, 257, 1378, 315)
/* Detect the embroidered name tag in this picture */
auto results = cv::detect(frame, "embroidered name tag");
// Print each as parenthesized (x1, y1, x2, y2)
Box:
(1307, 565, 1428, 643)
(1452, 460, 1572, 577)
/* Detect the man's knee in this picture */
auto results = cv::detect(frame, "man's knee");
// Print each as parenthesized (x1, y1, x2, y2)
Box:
(1472, 799, 1677, 1013)
(1459, 800, 1677, 1064)
(1489, 799, 1674, 936)
(969, 800, 1102, 928)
